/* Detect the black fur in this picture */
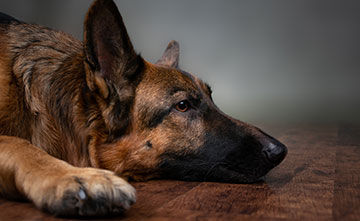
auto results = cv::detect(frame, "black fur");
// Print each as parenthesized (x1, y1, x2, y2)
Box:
(0, 12, 19, 24)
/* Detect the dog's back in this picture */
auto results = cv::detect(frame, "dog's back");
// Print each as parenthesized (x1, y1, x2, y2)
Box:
(0, 13, 83, 144)
(0, 13, 30, 139)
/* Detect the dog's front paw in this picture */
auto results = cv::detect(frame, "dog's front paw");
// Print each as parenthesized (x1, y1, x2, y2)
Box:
(30, 167, 135, 216)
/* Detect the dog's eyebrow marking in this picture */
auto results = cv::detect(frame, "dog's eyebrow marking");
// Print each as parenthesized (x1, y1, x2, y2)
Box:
(147, 108, 172, 128)
(169, 87, 185, 96)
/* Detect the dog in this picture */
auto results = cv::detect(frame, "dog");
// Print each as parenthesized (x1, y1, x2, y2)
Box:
(0, 0, 287, 217)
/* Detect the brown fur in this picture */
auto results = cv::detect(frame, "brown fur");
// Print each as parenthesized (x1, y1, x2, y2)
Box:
(0, 0, 287, 217)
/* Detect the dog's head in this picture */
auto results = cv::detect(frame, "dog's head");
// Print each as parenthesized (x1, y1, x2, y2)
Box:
(84, 0, 287, 183)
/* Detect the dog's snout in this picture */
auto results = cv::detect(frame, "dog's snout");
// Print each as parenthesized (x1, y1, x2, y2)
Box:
(262, 139, 287, 165)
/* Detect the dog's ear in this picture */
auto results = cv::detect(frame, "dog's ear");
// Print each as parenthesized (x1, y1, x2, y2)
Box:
(155, 40, 179, 68)
(83, 0, 143, 99)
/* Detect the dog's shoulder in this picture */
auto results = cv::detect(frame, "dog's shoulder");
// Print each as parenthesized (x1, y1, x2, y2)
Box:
(0, 12, 21, 25)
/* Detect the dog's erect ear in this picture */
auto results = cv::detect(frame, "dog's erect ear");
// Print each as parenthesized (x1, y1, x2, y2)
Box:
(155, 40, 179, 68)
(83, 0, 143, 99)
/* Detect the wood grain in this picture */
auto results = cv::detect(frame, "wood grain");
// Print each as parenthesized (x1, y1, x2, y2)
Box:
(0, 124, 359, 220)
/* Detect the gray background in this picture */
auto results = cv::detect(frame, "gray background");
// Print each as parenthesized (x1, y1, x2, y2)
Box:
(1, 0, 359, 124)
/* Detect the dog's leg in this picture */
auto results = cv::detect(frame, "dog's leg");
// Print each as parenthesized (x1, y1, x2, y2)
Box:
(0, 136, 135, 216)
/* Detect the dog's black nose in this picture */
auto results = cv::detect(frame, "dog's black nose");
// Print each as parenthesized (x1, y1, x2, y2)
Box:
(262, 140, 287, 165)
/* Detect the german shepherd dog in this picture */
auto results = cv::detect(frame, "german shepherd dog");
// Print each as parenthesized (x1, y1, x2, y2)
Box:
(0, 0, 287, 217)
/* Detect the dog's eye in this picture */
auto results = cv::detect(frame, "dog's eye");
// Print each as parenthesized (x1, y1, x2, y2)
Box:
(175, 100, 190, 112)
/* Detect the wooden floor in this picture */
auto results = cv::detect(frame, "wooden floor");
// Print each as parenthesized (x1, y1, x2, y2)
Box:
(0, 124, 359, 220)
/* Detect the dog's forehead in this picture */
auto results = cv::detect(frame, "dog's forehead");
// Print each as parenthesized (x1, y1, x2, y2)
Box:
(182, 70, 212, 96)
(141, 62, 203, 95)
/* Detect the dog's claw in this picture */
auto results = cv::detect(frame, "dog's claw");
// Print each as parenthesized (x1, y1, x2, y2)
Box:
(77, 189, 86, 200)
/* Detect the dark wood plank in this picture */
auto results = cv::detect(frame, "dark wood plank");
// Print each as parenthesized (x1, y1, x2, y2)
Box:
(333, 125, 360, 220)
(338, 124, 360, 146)
(0, 199, 65, 221)
(123, 180, 200, 220)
